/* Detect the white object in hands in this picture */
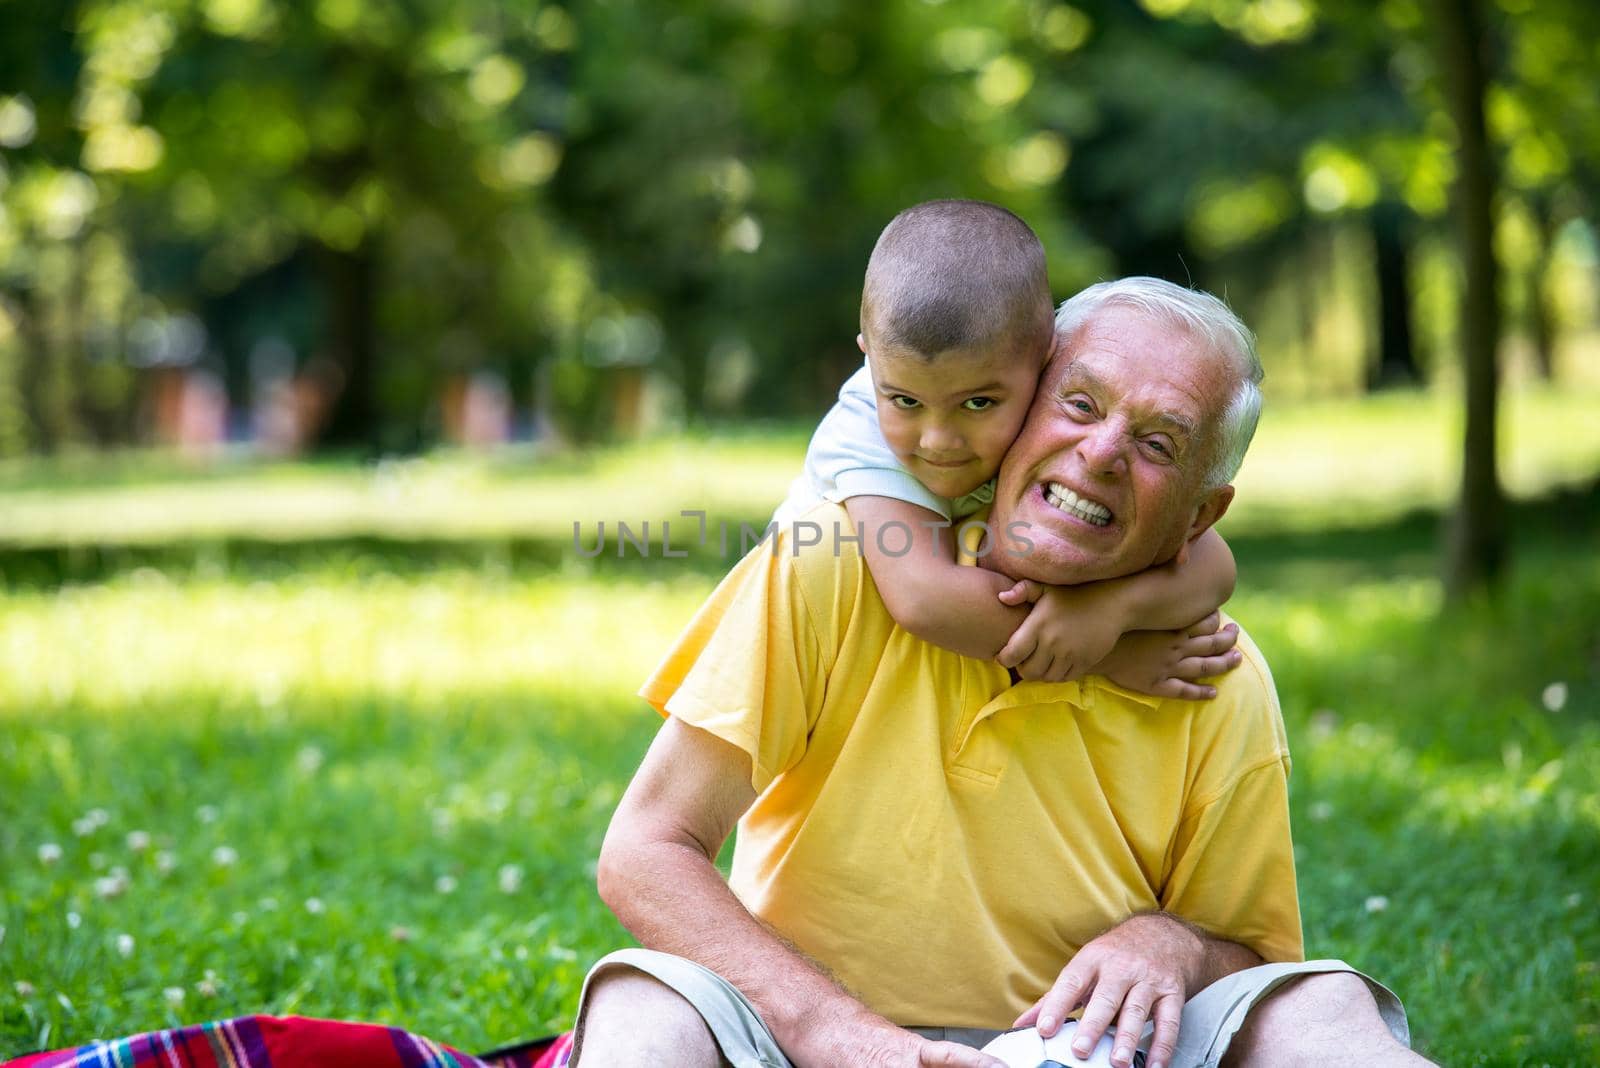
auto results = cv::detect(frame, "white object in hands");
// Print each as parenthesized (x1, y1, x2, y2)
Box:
(980, 1022, 1143, 1068)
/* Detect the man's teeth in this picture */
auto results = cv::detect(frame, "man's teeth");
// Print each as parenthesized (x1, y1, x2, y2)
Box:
(1045, 482, 1112, 526)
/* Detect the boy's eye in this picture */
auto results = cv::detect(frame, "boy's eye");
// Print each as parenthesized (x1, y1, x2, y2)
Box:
(890, 395, 921, 410)
(963, 396, 998, 412)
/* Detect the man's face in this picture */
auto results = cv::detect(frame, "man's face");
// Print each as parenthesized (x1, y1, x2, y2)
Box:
(989, 305, 1237, 584)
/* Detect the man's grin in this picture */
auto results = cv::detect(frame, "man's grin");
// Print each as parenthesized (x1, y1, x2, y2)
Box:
(1042, 480, 1114, 527)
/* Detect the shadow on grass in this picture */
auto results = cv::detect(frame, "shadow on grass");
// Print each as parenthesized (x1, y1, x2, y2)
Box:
(3, 479, 1596, 592)
(1224, 477, 1600, 590)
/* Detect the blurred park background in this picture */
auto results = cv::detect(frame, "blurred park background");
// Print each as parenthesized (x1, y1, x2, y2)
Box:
(1, 0, 1598, 1064)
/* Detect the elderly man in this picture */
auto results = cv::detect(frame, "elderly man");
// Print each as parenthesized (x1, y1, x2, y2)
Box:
(573, 279, 1426, 1068)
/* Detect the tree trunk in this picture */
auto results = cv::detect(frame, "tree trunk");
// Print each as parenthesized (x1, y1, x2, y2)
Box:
(1433, 0, 1507, 598)
(1368, 202, 1420, 389)
(1528, 194, 1557, 381)
(316, 242, 381, 452)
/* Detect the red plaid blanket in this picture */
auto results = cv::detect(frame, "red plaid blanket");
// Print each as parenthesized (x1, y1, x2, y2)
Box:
(1, 1015, 573, 1068)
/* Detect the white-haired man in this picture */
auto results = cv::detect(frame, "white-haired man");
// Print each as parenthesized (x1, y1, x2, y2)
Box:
(572, 279, 1428, 1068)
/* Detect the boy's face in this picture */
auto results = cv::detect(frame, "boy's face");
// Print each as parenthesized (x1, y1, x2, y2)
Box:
(863, 330, 1046, 501)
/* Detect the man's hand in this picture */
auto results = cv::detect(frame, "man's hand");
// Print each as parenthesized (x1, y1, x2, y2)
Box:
(1011, 914, 1207, 1068)
(995, 581, 1124, 681)
(1097, 612, 1241, 700)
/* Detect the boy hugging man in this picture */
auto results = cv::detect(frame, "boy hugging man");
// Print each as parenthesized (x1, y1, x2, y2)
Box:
(776, 199, 1241, 691)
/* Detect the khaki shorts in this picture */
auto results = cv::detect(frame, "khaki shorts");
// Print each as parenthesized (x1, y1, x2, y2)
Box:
(570, 948, 1409, 1068)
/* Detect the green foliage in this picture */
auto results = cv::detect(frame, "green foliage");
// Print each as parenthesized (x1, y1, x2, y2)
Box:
(4, 0, 1594, 451)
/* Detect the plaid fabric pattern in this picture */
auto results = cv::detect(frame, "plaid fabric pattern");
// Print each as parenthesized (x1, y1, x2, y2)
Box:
(1, 1016, 573, 1068)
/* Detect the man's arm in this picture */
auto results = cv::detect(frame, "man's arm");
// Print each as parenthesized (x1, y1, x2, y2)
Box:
(1012, 912, 1263, 1068)
(596, 716, 1004, 1068)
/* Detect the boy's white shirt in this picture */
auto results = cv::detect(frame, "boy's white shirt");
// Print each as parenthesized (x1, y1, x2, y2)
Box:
(772, 361, 996, 527)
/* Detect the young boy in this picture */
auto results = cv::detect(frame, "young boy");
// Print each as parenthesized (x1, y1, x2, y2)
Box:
(774, 200, 1240, 690)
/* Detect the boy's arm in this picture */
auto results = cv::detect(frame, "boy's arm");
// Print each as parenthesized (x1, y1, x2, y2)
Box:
(1110, 526, 1236, 631)
(846, 495, 1027, 660)
(996, 528, 1237, 679)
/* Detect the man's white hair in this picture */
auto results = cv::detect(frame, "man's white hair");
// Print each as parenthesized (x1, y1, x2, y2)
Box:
(1054, 277, 1264, 490)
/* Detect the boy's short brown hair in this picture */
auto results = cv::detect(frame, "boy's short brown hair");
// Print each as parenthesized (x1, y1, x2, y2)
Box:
(861, 199, 1051, 360)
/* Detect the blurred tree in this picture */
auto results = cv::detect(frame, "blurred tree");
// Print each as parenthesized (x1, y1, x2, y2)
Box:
(3, 0, 1595, 459)
(110, 0, 576, 451)
(551, 0, 1091, 425)
(1433, 0, 1506, 596)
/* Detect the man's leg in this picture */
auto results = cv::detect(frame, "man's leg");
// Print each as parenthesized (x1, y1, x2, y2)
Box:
(1222, 971, 1433, 1067)
(568, 949, 791, 1068)
(573, 966, 728, 1068)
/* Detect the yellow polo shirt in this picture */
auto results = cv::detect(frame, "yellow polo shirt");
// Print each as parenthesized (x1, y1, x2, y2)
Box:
(639, 502, 1303, 1028)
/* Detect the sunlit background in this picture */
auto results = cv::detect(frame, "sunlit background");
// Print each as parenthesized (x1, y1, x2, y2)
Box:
(1, 0, 1597, 1064)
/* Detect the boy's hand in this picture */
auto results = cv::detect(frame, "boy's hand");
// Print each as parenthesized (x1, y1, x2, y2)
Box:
(1098, 612, 1242, 700)
(996, 583, 1124, 682)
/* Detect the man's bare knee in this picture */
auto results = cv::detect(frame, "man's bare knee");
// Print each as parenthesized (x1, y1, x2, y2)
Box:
(573, 968, 727, 1068)
(1225, 971, 1432, 1068)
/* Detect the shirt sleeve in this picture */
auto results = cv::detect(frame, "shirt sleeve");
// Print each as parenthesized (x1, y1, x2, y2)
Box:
(801, 364, 954, 520)
(638, 533, 835, 795)
(1159, 755, 1304, 964)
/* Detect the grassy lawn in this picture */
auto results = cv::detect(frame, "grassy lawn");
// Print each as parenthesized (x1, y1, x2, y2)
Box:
(1, 390, 1598, 1065)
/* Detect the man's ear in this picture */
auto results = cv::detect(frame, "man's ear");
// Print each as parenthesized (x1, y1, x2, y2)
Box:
(1186, 484, 1235, 542)
(857, 333, 868, 354)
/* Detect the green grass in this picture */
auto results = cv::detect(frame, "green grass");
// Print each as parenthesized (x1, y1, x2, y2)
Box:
(1, 395, 1598, 1065)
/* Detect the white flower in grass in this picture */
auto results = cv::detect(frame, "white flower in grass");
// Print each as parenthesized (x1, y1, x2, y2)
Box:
(163, 986, 185, 1007)
(197, 971, 220, 998)
(435, 875, 458, 895)
(155, 850, 178, 875)
(211, 845, 238, 868)
(94, 873, 130, 899)
(1363, 895, 1389, 913)
(87, 808, 110, 828)
(231, 911, 249, 926)
(1308, 801, 1333, 822)
(13, 980, 34, 998)
(259, 896, 279, 911)
(497, 864, 524, 894)
(72, 817, 97, 837)
(126, 830, 151, 852)
(1566, 892, 1582, 909)
(295, 745, 325, 775)
(38, 842, 63, 865)
(66, 911, 82, 929)
(513, 945, 529, 962)
(390, 926, 412, 943)
(196, 804, 219, 824)
(304, 897, 325, 915)
(1541, 682, 1568, 713)
(116, 934, 135, 958)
